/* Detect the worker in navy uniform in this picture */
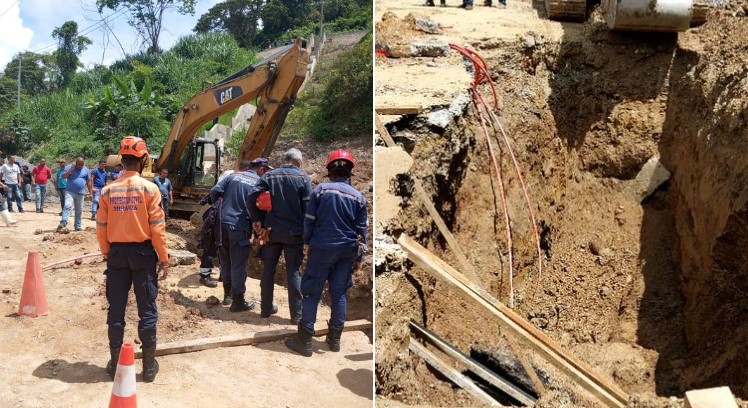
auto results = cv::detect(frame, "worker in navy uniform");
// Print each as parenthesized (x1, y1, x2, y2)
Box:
(210, 160, 261, 312)
(249, 149, 312, 322)
(285, 149, 367, 357)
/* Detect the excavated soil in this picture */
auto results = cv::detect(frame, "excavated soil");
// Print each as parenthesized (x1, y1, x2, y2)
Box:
(0, 138, 373, 407)
(376, 7, 748, 408)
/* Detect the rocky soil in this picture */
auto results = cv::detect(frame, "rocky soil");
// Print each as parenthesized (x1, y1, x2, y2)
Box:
(375, 2, 748, 406)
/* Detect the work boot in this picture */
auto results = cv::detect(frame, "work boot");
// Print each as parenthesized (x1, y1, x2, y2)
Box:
(440, 0, 446, 6)
(0, 210, 18, 227)
(424, 0, 435, 5)
(260, 304, 279, 318)
(222, 283, 233, 305)
(199, 274, 217, 288)
(285, 324, 314, 357)
(141, 345, 159, 383)
(484, 0, 492, 5)
(229, 293, 256, 312)
(106, 346, 121, 380)
(325, 322, 344, 352)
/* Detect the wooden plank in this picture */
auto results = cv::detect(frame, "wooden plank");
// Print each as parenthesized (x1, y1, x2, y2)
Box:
(684, 386, 738, 408)
(135, 319, 372, 358)
(398, 235, 629, 408)
(375, 114, 483, 287)
(409, 338, 506, 407)
(410, 320, 536, 406)
(375, 105, 423, 115)
(43, 253, 102, 271)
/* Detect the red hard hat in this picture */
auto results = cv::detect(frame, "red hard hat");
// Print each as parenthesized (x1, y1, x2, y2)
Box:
(256, 191, 272, 211)
(326, 149, 355, 169)
(118, 136, 149, 158)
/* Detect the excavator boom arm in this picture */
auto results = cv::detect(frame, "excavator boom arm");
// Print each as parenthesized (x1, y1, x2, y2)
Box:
(237, 48, 309, 162)
(155, 40, 310, 174)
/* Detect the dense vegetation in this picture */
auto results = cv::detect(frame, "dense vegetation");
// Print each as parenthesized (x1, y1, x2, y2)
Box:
(195, 0, 371, 48)
(0, 32, 256, 160)
(286, 32, 372, 142)
(0, 0, 371, 162)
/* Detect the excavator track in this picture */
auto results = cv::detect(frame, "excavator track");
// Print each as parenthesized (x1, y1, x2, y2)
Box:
(545, 0, 586, 21)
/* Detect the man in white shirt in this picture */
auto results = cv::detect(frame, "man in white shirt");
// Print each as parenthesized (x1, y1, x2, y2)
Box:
(0, 156, 23, 213)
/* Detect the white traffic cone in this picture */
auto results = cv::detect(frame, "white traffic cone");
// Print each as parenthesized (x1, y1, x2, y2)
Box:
(0, 209, 17, 226)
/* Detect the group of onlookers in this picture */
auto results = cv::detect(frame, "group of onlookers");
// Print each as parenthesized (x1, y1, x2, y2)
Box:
(0, 154, 128, 229)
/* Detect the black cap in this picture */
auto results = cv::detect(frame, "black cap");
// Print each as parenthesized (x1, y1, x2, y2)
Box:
(249, 157, 273, 169)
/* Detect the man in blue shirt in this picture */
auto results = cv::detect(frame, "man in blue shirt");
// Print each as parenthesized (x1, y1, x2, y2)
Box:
(153, 169, 173, 221)
(285, 149, 367, 357)
(55, 159, 68, 215)
(57, 157, 91, 232)
(210, 160, 260, 311)
(248, 148, 312, 323)
(110, 163, 123, 181)
(89, 160, 108, 221)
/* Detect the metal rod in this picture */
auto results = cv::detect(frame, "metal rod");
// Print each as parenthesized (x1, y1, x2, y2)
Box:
(409, 319, 537, 406)
(409, 338, 506, 407)
(17, 52, 21, 110)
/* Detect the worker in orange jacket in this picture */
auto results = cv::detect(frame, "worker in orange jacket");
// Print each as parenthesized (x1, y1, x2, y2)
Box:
(96, 136, 169, 383)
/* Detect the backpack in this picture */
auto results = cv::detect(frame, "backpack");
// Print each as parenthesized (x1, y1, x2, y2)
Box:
(199, 196, 223, 252)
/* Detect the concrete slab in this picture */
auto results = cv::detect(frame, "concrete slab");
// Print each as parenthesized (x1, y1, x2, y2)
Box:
(684, 386, 738, 408)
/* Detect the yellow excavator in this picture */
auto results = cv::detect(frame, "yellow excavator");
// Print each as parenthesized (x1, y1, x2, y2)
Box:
(107, 39, 310, 214)
(546, 0, 696, 31)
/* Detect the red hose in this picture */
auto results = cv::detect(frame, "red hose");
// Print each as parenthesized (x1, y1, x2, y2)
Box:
(450, 43, 543, 302)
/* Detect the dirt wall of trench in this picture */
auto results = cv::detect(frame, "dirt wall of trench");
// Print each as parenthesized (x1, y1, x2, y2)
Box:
(657, 18, 748, 394)
(376, 15, 748, 407)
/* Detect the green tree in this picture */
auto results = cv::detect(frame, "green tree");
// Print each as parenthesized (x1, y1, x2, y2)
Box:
(96, 0, 197, 54)
(0, 76, 18, 113)
(259, 0, 292, 43)
(2, 52, 55, 97)
(52, 21, 92, 88)
(194, 0, 262, 48)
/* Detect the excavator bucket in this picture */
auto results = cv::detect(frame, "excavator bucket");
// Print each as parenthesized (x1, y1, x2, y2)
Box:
(603, 0, 692, 31)
(546, 0, 693, 32)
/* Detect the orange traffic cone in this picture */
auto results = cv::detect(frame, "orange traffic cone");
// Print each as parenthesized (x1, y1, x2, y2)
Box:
(17, 252, 49, 317)
(109, 342, 137, 408)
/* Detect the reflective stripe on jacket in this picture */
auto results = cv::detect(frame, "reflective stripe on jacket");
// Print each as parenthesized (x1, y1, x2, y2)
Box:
(96, 171, 168, 262)
(249, 164, 312, 236)
(304, 178, 367, 248)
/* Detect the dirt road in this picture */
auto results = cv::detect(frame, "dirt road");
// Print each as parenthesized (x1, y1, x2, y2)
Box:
(374, 0, 579, 111)
(0, 210, 372, 407)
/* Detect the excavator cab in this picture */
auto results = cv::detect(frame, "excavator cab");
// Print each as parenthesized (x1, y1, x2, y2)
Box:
(152, 38, 310, 216)
(170, 138, 221, 214)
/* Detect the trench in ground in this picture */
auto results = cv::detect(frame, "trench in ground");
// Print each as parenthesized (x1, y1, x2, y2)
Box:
(376, 19, 748, 406)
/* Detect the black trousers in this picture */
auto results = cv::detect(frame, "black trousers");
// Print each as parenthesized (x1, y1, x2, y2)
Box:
(105, 242, 159, 349)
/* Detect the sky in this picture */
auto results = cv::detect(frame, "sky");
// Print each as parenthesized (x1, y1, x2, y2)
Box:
(0, 0, 223, 72)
